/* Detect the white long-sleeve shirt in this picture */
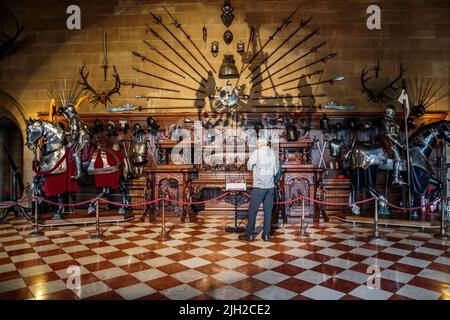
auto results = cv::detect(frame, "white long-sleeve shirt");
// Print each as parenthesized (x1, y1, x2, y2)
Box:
(247, 146, 279, 189)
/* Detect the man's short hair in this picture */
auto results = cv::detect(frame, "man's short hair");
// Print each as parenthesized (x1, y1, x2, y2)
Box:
(257, 138, 268, 146)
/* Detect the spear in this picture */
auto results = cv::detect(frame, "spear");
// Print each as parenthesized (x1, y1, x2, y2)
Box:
(248, 27, 320, 81)
(132, 51, 185, 79)
(121, 81, 180, 93)
(143, 39, 205, 88)
(255, 69, 324, 93)
(132, 67, 206, 94)
(247, 17, 312, 77)
(146, 26, 207, 83)
(149, 11, 209, 75)
(252, 41, 327, 87)
(283, 76, 345, 92)
(278, 53, 337, 79)
(101, 31, 108, 81)
(135, 95, 205, 101)
(252, 93, 327, 100)
(162, 6, 216, 74)
(241, 5, 300, 74)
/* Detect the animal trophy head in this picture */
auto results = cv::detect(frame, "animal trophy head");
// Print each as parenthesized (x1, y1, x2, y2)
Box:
(78, 63, 121, 107)
(361, 63, 406, 103)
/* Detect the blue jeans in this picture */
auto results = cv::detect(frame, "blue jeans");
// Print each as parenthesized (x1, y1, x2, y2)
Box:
(246, 187, 275, 236)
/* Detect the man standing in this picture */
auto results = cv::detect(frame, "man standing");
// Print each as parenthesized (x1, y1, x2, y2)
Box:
(239, 138, 279, 242)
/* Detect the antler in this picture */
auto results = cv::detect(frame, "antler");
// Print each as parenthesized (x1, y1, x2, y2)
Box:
(378, 63, 406, 102)
(361, 65, 375, 101)
(361, 63, 406, 103)
(0, 13, 24, 59)
(106, 65, 121, 104)
(78, 63, 100, 106)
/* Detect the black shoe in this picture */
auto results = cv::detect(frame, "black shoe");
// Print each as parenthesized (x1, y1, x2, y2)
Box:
(238, 233, 255, 241)
(262, 234, 271, 242)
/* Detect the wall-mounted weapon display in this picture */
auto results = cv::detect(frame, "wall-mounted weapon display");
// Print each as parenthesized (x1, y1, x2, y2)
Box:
(132, 67, 205, 94)
(123, 3, 347, 116)
(148, 11, 210, 75)
(162, 6, 216, 74)
(132, 51, 185, 79)
(247, 17, 313, 80)
(143, 40, 205, 88)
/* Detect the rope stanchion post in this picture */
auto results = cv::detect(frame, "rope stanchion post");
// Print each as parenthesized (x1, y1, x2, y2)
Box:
(156, 196, 172, 241)
(434, 196, 449, 240)
(91, 198, 104, 239)
(30, 197, 43, 237)
(369, 199, 383, 240)
(297, 197, 309, 237)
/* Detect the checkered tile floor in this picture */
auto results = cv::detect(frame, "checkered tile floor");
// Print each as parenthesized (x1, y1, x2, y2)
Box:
(0, 215, 449, 300)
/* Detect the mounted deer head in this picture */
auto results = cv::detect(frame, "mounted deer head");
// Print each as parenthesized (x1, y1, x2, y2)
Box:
(361, 63, 406, 103)
(0, 12, 24, 59)
(78, 63, 121, 107)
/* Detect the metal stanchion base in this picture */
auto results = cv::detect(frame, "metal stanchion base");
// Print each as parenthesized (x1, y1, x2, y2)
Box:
(29, 230, 44, 237)
(225, 226, 246, 233)
(90, 232, 104, 239)
(368, 234, 384, 241)
(433, 233, 449, 240)
(296, 224, 310, 237)
(156, 233, 172, 241)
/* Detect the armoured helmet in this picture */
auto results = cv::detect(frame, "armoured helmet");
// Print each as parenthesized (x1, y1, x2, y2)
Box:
(384, 105, 396, 118)
(106, 121, 117, 136)
(118, 118, 129, 132)
(146, 117, 159, 130)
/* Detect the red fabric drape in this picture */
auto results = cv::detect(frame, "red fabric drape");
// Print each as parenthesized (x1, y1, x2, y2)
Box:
(43, 149, 78, 196)
(93, 149, 124, 190)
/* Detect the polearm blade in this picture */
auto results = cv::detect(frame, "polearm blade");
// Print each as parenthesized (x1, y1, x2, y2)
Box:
(247, 17, 313, 77)
(249, 27, 320, 82)
(135, 95, 205, 101)
(132, 51, 185, 79)
(283, 77, 343, 92)
(121, 81, 180, 93)
(252, 93, 327, 100)
(102, 31, 108, 81)
(252, 41, 327, 87)
(149, 11, 209, 75)
(241, 5, 300, 74)
(132, 67, 206, 94)
(143, 40, 205, 88)
(278, 53, 337, 80)
(254, 69, 324, 93)
(146, 26, 208, 83)
(162, 6, 216, 74)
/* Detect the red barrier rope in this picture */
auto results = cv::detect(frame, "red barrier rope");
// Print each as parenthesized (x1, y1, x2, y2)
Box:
(36, 196, 94, 207)
(385, 197, 443, 211)
(242, 192, 375, 206)
(0, 192, 446, 211)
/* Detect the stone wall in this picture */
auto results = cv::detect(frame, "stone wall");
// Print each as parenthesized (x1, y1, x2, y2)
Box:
(0, 0, 448, 115)
(0, 0, 449, 185)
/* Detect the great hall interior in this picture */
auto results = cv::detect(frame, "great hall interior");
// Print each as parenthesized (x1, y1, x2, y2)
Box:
(0, 0, 449, 302)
